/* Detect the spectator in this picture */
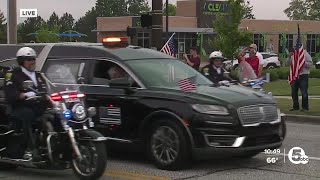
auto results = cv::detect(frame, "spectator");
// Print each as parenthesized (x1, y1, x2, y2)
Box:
(286, 47, 313, 112)
(183, 47, 201, 71)
(249, 44, 264, 76)
(238, 46, 262, 77)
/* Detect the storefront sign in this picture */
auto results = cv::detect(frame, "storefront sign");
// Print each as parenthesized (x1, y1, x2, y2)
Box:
(202, 1, 229, 15)
(197, 0, 229, 28)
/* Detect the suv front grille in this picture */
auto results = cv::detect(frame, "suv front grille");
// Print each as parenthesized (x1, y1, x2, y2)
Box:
(238, 105, 279, 126)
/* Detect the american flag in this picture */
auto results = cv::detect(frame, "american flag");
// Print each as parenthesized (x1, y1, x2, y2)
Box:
(178, 76, 197, 92)
(288, 24, 306, 85)
(160, 33, 176, 57)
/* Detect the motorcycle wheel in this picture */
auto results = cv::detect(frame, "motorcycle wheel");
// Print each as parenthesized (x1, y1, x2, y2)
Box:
(71, 140, 107, 180)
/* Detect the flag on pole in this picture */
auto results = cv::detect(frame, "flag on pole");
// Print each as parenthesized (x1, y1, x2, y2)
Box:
(178, 76, 197, 92)
(160, 33, 176, 57)
(288, 24, 306, 85)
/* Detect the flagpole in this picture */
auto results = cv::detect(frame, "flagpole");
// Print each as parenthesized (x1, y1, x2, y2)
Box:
(160, 32, 176, 52)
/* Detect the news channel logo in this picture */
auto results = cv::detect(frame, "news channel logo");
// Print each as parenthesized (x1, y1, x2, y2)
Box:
(20, 9, 38, 18)
(288, 147, 309, 164)
(264, 147, 309, 165)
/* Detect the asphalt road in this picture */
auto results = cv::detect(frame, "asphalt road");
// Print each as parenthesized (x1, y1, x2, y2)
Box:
(0, 121, 319, 180)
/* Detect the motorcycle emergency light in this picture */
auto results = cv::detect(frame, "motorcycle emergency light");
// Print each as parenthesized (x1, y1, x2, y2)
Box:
(102, 37, 129, 48)
(51, 93, 85, 101)
(63, 110, 72, 119)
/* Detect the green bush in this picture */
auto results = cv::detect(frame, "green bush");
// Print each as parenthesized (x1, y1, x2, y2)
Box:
(310, 69, 320, 78)
(262, 67, 291, 81)
(277, 67, 290, 79)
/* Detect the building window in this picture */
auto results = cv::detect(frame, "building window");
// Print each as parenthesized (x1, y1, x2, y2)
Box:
(253, 34, 265, 52)
(162, 32, 196, 59)
(306, 34, 320, 57)
(137, 32, 150, 48)
(278, 34, 293, 54)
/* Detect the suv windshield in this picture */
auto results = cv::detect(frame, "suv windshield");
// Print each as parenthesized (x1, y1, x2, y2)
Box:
(126, 59, 213, 89)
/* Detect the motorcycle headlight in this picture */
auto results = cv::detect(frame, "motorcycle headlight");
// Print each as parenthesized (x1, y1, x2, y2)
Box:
(192, 104, 229, 115)
(72, 103, 87, 120)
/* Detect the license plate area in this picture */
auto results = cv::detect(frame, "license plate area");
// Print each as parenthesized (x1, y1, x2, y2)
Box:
(65, 98, 80, 103)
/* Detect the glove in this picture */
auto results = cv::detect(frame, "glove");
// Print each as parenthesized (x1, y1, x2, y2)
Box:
(24, 92, 36, 98)
(218, 80, 230, 87)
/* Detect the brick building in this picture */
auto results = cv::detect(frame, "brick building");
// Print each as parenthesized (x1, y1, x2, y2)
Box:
(94, 0, 320, 59)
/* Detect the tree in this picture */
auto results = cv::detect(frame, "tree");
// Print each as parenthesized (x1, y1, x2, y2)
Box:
(47, 12, 60, 31)
(284, 0, 309, 20)
(60, 13, 74, 33)
(0, 9, 6, 43)
(284, 0, 320, 20)
(163, 3, 176, 16)
(36, 24, 60, 43)
(74, 7, 98, 42)
(95, 0, 128, 17)
(241, 0, 255, 19)
(209, 0, 253, 59)
(127, 0, 150, 16)
(18, 16, 45, 43)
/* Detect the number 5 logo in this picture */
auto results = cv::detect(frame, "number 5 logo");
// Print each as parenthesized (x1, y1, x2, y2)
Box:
(288, 147, 309, 164)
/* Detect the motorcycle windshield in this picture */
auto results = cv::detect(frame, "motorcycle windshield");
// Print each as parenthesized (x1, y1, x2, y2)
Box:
(238, 61, 257, 82)
(40, 73, 81, 95)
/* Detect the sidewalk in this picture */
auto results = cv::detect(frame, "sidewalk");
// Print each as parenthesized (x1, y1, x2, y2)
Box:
(282, 114, 320, 125)
(274, 96, 320, 99)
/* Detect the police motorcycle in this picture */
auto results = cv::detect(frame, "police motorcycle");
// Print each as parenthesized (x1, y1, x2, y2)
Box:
(0, 73, 107, 180)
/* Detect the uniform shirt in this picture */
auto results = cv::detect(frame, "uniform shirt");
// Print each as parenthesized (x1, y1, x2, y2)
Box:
(21, 67, 38, 87)
(201, 64, 231, 84)
(4, 67, 47, 107)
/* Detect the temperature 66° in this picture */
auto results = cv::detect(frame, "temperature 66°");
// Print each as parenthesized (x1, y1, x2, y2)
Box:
(267, 157, 278, 163)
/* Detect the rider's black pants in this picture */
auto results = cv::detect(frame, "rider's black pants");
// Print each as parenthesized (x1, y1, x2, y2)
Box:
(10, 107, 38, 151)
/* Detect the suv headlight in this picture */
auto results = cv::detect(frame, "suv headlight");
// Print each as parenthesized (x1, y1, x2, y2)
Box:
(72, 103, 87, 120)
(192, 104, 229, 115)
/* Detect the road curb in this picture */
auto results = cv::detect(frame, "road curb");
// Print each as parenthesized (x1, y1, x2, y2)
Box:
(282, 114, 320, 125)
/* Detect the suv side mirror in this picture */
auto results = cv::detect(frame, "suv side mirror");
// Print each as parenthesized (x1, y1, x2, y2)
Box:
(109, 78, 136, 94)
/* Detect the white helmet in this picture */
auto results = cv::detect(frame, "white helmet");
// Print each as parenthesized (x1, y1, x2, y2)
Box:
(16, 47, 37, 65)
(209, 51, 224, 59)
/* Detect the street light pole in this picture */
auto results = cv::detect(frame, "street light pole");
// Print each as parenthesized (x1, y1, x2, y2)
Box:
(152, 0, 163, 50)
(166, 0, 169, 39)
(7, 0, 17, 44)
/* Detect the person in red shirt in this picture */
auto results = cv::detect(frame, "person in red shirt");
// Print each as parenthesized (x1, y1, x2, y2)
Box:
(238, 47, 261, 77)
(183, 47, 201, 71)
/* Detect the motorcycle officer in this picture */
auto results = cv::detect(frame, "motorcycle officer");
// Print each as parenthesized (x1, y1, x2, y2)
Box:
(201, 51, 232, 85)
(4, 47, 48, 161)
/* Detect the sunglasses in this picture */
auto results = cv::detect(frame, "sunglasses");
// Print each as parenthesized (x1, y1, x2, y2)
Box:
(26, 58, 36, 61)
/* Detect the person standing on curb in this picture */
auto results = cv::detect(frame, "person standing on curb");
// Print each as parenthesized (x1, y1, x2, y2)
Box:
(183, 47, 201, 71)
(286, 46, 313, 112)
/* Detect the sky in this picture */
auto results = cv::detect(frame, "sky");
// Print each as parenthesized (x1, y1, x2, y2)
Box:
(0, 0, 291, 22)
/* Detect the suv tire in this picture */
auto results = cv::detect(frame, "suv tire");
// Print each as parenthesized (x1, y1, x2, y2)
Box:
(147, 120, 191, 170)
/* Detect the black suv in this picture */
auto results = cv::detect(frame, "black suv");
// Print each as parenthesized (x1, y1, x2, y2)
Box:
(0, 42, 286, 170)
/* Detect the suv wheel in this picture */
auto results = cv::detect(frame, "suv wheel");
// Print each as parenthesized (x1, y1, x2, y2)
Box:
(266, 64, 276, 69)
(147, 120, 190, 170)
